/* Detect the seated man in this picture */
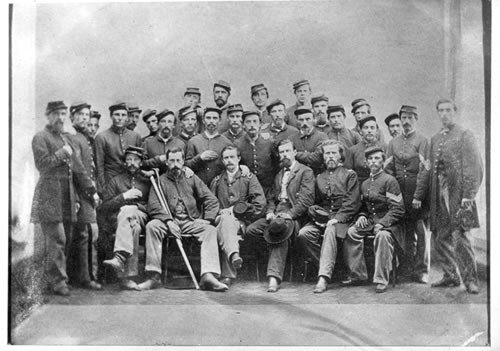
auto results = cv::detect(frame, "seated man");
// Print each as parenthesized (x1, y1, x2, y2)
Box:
(297, 140, 361, 293)
(246, 139, 315, 292)
(101, 146, 150, 290)
(210, 145, 267, 285)
(139, 147, 228, 292)
(343, 146, 405, 293)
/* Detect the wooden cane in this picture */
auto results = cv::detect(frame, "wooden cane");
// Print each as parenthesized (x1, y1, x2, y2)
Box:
(149, 173, 200, 290)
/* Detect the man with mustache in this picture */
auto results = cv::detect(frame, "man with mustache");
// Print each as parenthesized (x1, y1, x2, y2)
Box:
(142, 108, 186, 173)
(250, 83, 272, 126)
(385, 105, 430, 284)
(429, 99, 483, 294)
(141, 109, 160, 142)
(260, 99, 299, 145)
(139, 147, 228, 291)
(384, 113, 402, 139)
(185, 106, 233, 186)
(222, 104, 246, 143)
(31, 101, 98, 296)
(350, 99, 385, 143)
(285, 79, 312, 128)
(67, 101, 102, 290)
(210, 145, 266, 285)
(343, 146, 405, 293)
(326, 105, 362, 148)
(290, 107, 328, 175)
(212, 80, 232, 133)
(297, 140, 361, 293)
(246, 139, 315, 292)
(126, 104, 142, 131)
(95, 102, 142, 194)
(311, 94, 331, 134)
(344, 116, 386, 185)
(101, 146, 150, 290)
(178, 108, 199, 144)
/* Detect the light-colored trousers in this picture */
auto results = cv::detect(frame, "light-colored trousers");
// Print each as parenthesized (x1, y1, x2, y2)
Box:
(217, 212, 243, 279)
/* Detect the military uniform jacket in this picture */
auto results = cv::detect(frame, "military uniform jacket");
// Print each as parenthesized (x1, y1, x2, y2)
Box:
(148, 171, 220, 224)
(260, 123, 299, 146)
(185, 132, 233, 186)
(385, 130, 430, 218)
(290, 128, 328, 174)
(344, 141, 387, 186)
(315, 166, 361, 238)
(142, 132, 157, 143)
(142, 135, 186, 171)
(285, 103, 302, 129)
(210, 169, 266, 223)
(327, 127, 363, 149)
(31, 125, 96, 223)
(267, 162, 315, 222)
(217, 105, 230, 134)
(235, 133, 278, 193)
(429, 123, 483, 232)
(95, 126, 142, 193)
(68, 129, 98, 223)
(222, 129, 246, 144)
(178, 131, 197, 145)
(358, 171, 406, 248)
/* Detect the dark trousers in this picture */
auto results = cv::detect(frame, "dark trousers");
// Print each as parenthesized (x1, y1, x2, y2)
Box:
(69, 222, 99, 284)
(39, 221, 73, 288)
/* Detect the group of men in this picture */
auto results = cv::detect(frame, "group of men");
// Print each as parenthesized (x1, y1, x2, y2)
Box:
(30, 79, 484, 297)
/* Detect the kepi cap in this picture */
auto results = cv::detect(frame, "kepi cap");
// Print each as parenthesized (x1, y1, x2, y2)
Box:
(124, 145, 145, 159)
(327, 105, 346, 115)
(358, 115, 378, 129)
(90, 110, 101, 120)
(399, 105, 418, 116)
(156, 109, 175, 121)
(364, 145, 385, 159)
(311, 94, 329, 105)
(213, 80, 231, 93)
(109, 101, 128, 113)
(266, 98, 286, 113)
(70, 101, 91, 114)
(250, 83, 267, 96)
(242, 110, 261, 121)
(384, 113, 400, 126)
(351, 98, 370, 113)
(204, 106, 222, 116)
(128, 103, 142, 114)
(142, 109, 157, 122)
(294, 107, 313, 116)
(227, 104, 244, 114)
(292, 79, 310, 91)
(46, 101, 68, 114)
(184, 87, 201, 96)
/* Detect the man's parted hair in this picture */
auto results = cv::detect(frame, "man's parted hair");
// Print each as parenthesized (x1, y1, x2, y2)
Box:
(221, 145, 241, 158)
(276, 138, 296, 151)
(321, 140, 346, 162)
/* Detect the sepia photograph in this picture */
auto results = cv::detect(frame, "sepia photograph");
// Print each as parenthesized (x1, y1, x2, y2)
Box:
(8, 0, 493, 347)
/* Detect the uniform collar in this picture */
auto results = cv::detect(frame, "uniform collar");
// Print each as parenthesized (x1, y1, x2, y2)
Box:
(156, 134, 173, 143)
(402, 129, 416, 137)
(111, 125, 127, 134)
(369, 169, 384, 180)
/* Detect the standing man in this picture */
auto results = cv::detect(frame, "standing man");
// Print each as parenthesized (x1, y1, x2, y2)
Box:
(286, 79, 312, 128)
(88, 110, 101, 140)
(95, 101, 142, 194)
(177, 108, 199, 144)
(326, 105, 362, 148)
(250, 83, 272, 126)
(290, 107, 328, 174)
(429, 99, 483, 294)
(185, 107, 233, 186)
(141, 109, 159, 142)
(31, 101, 98, 296)
(211, 145, 267, 285)
(311, 94, 331, 134)
(261, 99, 299, 144)
(127, 104, 142, 131)
(297, 140, 361, 293)
(343, 146, 405, 293)
(213, 80, 232, 133)
(246, 139, 315, 292)
(222, 104, 246, 143)
(139, 147, 228, 291)
(350, 98, 385, 143)
(385, 105, 430, 283)
(384, 113, 402, 139)
(101, 146, 150, 290)
(67, 101, 102, 290)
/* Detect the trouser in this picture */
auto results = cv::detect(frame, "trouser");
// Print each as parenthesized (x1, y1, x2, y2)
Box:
(145, 218, 221, 276)
(113, 205, 148, 277)
(217, 212, 243, 279)
(40, 221, 72, 288)
(344, 226, 394, 285)
(69, 222, 99, 283)
(403, 217, 429, 275)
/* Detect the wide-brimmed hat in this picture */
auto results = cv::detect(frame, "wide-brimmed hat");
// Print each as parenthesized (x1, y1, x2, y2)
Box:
(264, 217, 294, 244)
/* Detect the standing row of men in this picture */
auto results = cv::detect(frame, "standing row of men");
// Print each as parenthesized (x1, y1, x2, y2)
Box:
(30, 79, 484, 297)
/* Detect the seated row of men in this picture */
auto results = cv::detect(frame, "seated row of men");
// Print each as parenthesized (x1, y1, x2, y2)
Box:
(31, 84, 483, 296)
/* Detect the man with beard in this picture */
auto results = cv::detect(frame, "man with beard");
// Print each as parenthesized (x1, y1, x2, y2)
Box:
(311, 94, 331, 134)
(343, 146, 405, 293)
(260, 99, 299, 144)
(178, 108, 199, 144)
(297, 140, 361, 293)
(127, 104, 142, 131)
(185, 107, 233, 186)
(236, 111, 277, 197)
(31, 101, 98, 296)
(139, 147, 228, 291)
(246, 139, 315, 292)
(350, 99, 385, 143)
(101, 146, 150, 290)
(212, 80, 232, 133)
(222, 104, 246, 143)
(88, 110, 101, 140)
(250, 83, 272, 126)
(429, 99, 483, 294)
(142, 109, 186, 172)
(384, 113, 402, 139)
(177, 87, 203, 135)
(290, 107, 328, 175)
(344, 116, 386, 185)
(210, 145, 266, 285)
(326, 105, 362, 148)
(95, 102, 142, 194)
(67, 101, 102, 290)
(141, 109, 159, 142)
(286, 79, 312, 128)
(385, 105, 430, 284)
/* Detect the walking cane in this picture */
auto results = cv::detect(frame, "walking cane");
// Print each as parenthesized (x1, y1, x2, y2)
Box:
(149, 170, 200, 290)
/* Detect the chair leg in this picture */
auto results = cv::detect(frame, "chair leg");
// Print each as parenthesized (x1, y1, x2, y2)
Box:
(392, 253, 398, 287)
(255, 261, 260, 282)
(161, 238, 170, 284)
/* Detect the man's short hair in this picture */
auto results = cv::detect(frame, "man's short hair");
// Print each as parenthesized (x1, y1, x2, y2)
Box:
(436, 98, 458, 111)
(221, 145, 241, 158)
(321, 140, 346, 162)
(276, 138, 296, 151)
(166, 147, 185, 160)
